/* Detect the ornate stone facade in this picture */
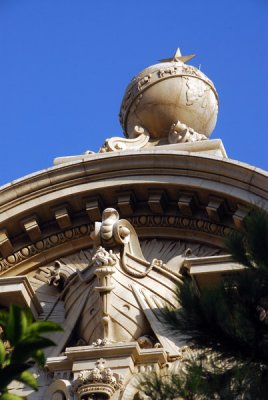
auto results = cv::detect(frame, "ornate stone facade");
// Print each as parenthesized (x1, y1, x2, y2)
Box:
(0, 49, 268, 399)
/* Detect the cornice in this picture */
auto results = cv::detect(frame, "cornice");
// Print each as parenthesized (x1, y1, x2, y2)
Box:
(0, 150, 267, 214)
(0, 149, 266, 276)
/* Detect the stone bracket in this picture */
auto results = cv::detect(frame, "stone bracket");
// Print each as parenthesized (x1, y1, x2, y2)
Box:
(232, 204, 250, 229)
(117, 190, 136, 216)
(0, 229, 13, 258)
(178, 192, 199, 216)
(54, 205, 72, 230)
(86, 196, 104, 222)
(21, 215, 41, 242)
(148, 190, 168, 214)
(206, 196, 227, 222)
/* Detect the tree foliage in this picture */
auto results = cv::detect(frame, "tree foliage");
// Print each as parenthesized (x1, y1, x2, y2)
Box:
(0, 304, 63, 400)
(138, 208, 268, 399)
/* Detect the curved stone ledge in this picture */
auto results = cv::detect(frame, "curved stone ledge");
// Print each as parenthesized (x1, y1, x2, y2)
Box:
(0, 150, 267, 214)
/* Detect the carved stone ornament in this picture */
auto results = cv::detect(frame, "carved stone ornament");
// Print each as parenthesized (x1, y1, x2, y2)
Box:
(92, 246, 117, 267)
(91, 208, 130, 248)
(72, 359, 124, 399)
(98, 125, 150, 153)
(0, 224, 92, 273)
(91, 246, 118, 339)
(34, 259, 76, 289)
(168, 120, 207, 144)
(91, 208, 164, 278)
(0, 212, 227, 274)
(119, 50, 218, 139)
(92, 338, 109, 347)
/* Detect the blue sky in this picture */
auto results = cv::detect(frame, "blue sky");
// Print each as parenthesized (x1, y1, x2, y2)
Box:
(0, 0, 267, 186)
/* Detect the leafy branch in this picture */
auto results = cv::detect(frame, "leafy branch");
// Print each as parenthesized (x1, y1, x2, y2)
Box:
(0, 304, 63, 400)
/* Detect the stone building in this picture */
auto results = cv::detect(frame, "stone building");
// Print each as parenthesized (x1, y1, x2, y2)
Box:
(1, 49, 268, 399)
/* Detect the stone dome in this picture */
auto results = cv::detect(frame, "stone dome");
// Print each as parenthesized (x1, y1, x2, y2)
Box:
(119, 52, 218, 140)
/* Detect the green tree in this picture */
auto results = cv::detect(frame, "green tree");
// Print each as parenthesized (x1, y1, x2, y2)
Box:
(0, 304, 63, 400)
(138, 208, 268, 399)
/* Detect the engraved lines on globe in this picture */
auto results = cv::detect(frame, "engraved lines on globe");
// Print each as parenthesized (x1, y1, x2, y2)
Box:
(120, 63, 217, 125)
(185, 78, 209, 107)
(0, 224, 93, 272)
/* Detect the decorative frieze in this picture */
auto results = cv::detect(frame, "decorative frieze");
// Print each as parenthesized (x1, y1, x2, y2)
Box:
(0, 214, 230, 273)
(0, 224, 93, 273)
(129, 214, 230, 237)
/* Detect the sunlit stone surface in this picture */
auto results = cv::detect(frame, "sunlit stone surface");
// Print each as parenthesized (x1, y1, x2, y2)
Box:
(120, 59, 218, 139)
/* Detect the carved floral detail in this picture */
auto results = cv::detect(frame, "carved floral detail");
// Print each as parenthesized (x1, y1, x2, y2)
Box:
(92, 338, 109, 347)
(92, 247, 117, 267)
(98, 126, 150, 153)
(72, 359, 124, 397)
(168, 120, 207, 144)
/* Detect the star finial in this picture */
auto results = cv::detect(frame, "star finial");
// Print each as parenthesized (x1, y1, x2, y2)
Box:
(159, 48, 195, 64)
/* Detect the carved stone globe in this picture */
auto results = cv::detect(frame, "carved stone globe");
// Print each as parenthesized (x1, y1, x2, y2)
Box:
(119, 54, 218, 140)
